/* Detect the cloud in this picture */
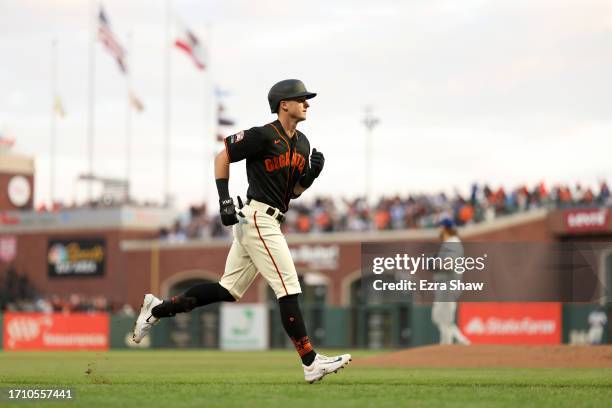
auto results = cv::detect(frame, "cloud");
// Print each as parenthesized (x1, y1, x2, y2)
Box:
(1, 0, 610, 207)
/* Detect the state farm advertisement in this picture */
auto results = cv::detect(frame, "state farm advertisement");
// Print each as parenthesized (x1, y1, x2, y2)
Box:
(458, 303, 561, 344)
(3, 313, 109, 351)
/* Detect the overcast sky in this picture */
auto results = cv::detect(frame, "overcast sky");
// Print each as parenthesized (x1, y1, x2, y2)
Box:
(1, 0, 611, 209)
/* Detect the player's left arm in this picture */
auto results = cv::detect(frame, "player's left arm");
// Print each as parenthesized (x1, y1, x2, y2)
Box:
(293, 148, 324, 197)
(293, 184, 307, 197)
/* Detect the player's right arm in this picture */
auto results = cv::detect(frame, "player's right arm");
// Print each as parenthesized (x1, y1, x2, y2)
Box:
(215, 149, 238, 226)
(215, 149, 230, 180)
(215, 128, 265, 226)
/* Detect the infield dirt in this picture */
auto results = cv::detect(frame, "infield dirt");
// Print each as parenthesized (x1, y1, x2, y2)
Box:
(355, 345, 612, 368)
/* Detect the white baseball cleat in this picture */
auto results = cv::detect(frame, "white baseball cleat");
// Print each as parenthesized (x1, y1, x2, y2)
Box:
(303, 353, 352, 383)
(132, 294, 162, 344)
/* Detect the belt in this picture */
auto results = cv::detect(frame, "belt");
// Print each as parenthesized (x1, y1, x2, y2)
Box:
(246, 198, 286, 223)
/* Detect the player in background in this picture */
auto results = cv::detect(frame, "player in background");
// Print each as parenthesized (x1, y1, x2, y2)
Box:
(431, 218, 471, 345)
(588, 307, 608, 344)
(132, 79, 351, 383)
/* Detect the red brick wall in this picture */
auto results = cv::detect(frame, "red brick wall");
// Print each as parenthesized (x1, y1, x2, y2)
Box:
(466, 217, 552, 242)
(4, 210, 608, 309)
(120, 215, 551, 308)
(1, 229, 158, 307)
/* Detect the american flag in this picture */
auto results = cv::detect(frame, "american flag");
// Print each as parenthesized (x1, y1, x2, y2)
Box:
(98, 7, 127, 73)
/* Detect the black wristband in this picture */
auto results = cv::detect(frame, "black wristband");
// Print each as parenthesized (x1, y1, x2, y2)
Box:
(299, 173, 316, 189)
(216, 178, 230, 200)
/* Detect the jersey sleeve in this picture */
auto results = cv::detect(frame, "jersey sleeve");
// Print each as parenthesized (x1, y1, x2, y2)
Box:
(302, 137, 311, 173)
(224, 128, 265, 162)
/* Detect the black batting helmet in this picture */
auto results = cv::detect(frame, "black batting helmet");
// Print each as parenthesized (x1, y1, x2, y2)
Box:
(268, 79, 317, 114)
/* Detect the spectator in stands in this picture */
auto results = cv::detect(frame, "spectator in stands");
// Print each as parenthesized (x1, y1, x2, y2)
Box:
(156, 180, 611, 240)
(599, 181, 610, 204)
(3, 292, 127, 314)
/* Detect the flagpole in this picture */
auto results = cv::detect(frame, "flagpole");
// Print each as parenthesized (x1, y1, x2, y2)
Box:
(125, 31, 133, 203)
(50, 38, 58, 206)
(87, 0, 97, 203)
(203, 23, 212, 204)
(163, 0, 172, 207)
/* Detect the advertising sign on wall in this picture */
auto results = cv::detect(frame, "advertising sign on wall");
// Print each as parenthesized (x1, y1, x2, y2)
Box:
(48, 238, 106, 277)
(3, 313, 109, 351)
(458, 302, 561, 344)
(290, 244, 339, 270)
(564, 208, 609, 232)
(220, 304, 268, 350)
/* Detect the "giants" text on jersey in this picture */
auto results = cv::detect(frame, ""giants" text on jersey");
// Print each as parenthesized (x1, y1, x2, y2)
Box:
(265, 151, 306, 173)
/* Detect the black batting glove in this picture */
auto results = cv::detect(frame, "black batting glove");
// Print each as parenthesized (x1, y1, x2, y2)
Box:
(308, 148, 325, 178)
(219, 198, 239, 226)
(299, 148, 325, 189)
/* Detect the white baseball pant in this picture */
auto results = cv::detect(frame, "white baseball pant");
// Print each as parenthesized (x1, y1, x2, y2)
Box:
(219, 199, 302, 300)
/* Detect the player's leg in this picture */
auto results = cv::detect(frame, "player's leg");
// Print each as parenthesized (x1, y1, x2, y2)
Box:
(440, 304, 455, 344)
(445, 302, 470, 344)
(439, 325, 451, 344)
(150, 234, 259, 318)
(242, 207, 312, 360)
(132, 278, 236, 344)
(432, 302, 454, 344)
(278, 293, 314, 362)
(242, 206, 350, 382)
(431, 302, 445, 344)
(150, 282, 235, 318)
(450, 324, 471, 345)
(133, 280, 235, 342)
(132, 228, 256, 343)
(588, 326, 603, 344)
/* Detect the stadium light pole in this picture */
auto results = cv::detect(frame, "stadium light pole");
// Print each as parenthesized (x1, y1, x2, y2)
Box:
(203, 23, 212, 205)
(125, 31, 133, 204)
(363, 107, 380, 205)
(163, 0, 172, 207)
(50, 38, 58, 206)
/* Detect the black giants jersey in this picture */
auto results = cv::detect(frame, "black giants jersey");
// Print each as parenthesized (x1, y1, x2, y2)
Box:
(224, 120, 311, 213)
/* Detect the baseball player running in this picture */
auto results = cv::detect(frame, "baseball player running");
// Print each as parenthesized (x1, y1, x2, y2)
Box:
(133, 79, 351, 383)
(431, 218, 471, 345)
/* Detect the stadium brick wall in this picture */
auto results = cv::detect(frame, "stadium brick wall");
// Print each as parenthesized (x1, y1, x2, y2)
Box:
(2, 210, 610, 308)
(3, 229, 158, 307)
(466, 216, 552, 242)
(120, 212, 557, 307)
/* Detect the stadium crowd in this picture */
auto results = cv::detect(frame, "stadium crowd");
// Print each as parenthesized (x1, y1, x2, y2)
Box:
(0, 265, 134, 314)
(160, 181, 611, 240)
(2, 181, 609, 312)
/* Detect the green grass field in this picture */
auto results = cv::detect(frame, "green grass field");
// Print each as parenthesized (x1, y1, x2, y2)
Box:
(0, 350, 611, 407)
